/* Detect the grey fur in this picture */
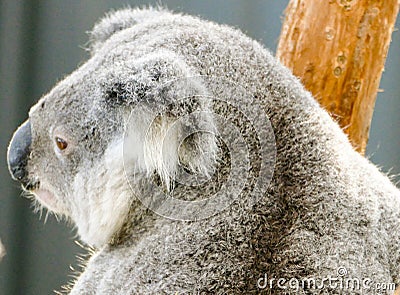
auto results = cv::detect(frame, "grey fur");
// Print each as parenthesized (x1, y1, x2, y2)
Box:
(8, 7, 400, 294)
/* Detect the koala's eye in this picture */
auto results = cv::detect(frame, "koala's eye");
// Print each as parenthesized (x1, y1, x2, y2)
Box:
(55, 137, 68, 150)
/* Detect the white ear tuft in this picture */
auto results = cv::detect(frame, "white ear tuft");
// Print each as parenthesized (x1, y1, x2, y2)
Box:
(124, 104, 218, 191)
(143, 113, 180, 190)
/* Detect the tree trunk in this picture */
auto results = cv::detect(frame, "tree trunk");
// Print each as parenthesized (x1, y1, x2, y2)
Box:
(277, 0, 399, 154)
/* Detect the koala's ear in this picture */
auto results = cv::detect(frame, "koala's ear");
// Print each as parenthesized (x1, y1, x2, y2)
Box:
(88, 7, 169, 54)
(123, 71, 218, 191)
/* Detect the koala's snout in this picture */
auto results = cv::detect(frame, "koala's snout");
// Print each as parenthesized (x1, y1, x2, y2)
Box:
(7, 120, 32, 185)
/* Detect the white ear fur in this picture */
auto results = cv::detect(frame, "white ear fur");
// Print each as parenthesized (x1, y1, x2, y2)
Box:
(143, 113, 180, 190)
(125, 108, 180, 191)
(124, 105, 217, 191)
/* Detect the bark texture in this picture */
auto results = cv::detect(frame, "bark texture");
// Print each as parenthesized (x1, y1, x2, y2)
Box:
(277, 0, 399, 154)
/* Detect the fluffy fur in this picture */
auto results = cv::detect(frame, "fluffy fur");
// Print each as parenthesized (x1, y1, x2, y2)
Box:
(7, 7, 400, 294)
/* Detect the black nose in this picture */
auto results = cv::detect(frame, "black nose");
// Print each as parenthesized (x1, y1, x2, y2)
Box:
(7, 120, 32, 184)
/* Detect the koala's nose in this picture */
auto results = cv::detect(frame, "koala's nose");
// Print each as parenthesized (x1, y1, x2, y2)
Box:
(7, 120, 32, 184)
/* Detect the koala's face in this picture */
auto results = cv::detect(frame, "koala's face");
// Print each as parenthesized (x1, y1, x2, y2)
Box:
(26, 67, 122, 211)
(7, 28, 218, 246)
(8, 54, 137, 244)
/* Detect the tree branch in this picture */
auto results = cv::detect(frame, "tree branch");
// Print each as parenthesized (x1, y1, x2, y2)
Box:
(277, 0, 399, 154)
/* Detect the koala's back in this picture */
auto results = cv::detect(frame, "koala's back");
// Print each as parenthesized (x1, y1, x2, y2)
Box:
(68, 8, 400, 294)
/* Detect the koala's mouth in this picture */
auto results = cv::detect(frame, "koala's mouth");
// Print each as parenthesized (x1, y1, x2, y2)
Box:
(24, 180, 40, 191)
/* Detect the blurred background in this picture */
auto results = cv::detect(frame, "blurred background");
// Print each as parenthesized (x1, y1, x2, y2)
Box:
(0, 1, 399, 294)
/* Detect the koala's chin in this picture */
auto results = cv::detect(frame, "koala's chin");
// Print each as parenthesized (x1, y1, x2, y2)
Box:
(32, 188, 59, 212)
(69, 140, 134, 248)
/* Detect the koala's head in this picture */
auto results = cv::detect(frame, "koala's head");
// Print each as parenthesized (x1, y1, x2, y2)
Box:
(7, 8, 217, 247)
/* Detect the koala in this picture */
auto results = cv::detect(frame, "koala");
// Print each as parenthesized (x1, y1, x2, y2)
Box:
(7, 7, 400, 295)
